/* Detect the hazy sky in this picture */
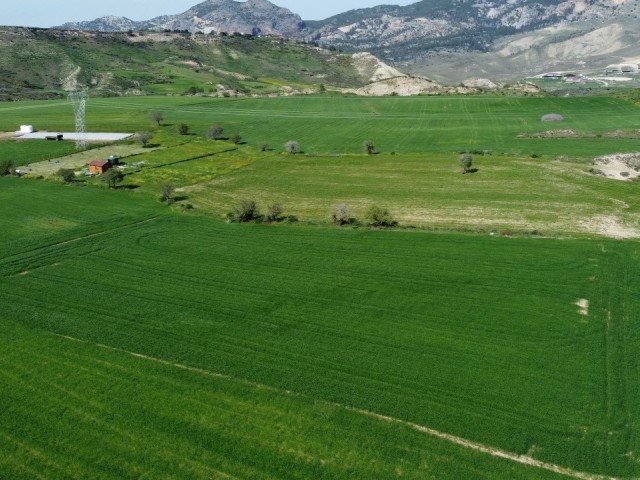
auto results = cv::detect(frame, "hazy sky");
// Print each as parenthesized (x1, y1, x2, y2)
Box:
(2, 0, 417, 28)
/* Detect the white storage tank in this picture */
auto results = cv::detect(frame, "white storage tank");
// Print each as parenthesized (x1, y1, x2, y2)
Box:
(20, 125, 34, 133)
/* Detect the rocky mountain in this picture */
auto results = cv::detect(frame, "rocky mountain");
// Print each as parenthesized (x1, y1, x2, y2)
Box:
(55, 0, 640, 82)
(58, 0, 304, 37)
(307, 0, 638, 63)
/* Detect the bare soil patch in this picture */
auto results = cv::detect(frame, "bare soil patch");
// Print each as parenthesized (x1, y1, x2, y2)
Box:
(591, 153, 640, 181)
(579, 215, 640, 239)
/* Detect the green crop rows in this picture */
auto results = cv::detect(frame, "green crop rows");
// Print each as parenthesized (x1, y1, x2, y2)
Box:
(2, 93, 640, 478)
(1, 95, 640, 155)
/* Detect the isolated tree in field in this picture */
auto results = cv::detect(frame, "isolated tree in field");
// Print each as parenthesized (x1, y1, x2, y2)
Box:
(332, 203, 352, 226)
(234, 199, 259, 222)
(260, 143, 270, 152)
(150, 111, 164, 126)
(364, 140, 375, 155)
(103, 168, 124, 189)
(366, 205, 397, 227)
(178, 123, 190, 135)
(207, 125, 224, 139)
(285, 140, 300, 155)
(57, 168, 76, 184)
(230, 133, 242, 145)
(135, 131, 152, 147)
(265, 202, 283, 223)
(160, 182, 175, 203)
(459, 152, 473, 174)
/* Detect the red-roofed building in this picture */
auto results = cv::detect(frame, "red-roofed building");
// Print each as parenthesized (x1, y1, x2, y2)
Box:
(89, 160, 111, 175)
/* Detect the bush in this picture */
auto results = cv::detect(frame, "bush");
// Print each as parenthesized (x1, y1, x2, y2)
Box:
(207, 125, 223, 140)
(260, 143, 270, 152)
(160, 182, 175, 203)
(285, 140, 300, 155)
(265, 202, 283, 223)
(364, 140, 375, 155)
(57, 168, 76, 183)
(178, 123, 190, 135)
(459, 152, 473, 174)
(135, 131, 152, 146)
(230, 133, 242, 145)
(332, 203, 353, 226)
(541, 113, 564, 122)
(233, 199, 259, 222)
(366, 205, 397, 227)
(0, 158, 14, 176)
(150, 111, 164, 126)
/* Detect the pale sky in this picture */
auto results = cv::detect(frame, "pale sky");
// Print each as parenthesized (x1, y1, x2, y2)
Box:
(1, 0, 417, 28)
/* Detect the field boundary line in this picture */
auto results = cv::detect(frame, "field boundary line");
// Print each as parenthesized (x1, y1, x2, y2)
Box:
(52, 333, 617, 480)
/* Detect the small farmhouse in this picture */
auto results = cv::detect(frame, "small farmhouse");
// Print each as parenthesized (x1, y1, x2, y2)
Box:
(88, 160, 111, 175)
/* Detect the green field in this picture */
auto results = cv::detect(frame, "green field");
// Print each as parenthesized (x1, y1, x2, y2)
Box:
(1, 179, 640, 478)
(2, 93, 640, 479)
(1, 95, 640, 156)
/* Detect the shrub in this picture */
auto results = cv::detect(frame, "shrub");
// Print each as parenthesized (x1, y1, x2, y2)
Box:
(57, 168, 76, 183)
(207, 125, 224, 140)
(459, 152, 473, 174)
(160, 182, 175, 203)
(0, 158, 14, 176)
(150, 111, 164, 126)
(285, 140, 300, 155)
(265, 202, 283, 223)
(230, 133, 242, 145)
(332, 203, 353, 226)
(364, 140, 375, 155)
(541, 113, 564, 122)
(178, 123, 190, 135)
(233, 199, 259, 222)
(366, 205, 397, 227)
(135, 131, 152, 147)
(260, 143, 270, 152)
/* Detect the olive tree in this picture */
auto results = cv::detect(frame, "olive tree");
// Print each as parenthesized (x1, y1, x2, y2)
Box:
(331, 203, 352, 226)
(207, 125, 224, 139)
(103, 168, 124, 189)
(135, 131, 152, 147)
(150, 111, 164, 126)
(459, 152, 473, 174)
(285, 140, 300, 155)
(364, 140, 375, 155)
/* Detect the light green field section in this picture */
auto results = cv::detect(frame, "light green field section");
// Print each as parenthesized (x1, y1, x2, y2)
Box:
(185, 151, 640, 236)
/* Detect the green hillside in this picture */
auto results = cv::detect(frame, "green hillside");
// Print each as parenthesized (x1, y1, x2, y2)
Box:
(0, 28, 365, 100)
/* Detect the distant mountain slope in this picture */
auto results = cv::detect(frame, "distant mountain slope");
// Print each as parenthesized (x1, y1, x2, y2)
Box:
(0, 27, 375, 100)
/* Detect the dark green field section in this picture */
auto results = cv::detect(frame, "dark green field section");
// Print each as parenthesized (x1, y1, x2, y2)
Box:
(2, 95, 640, 155)
(1, 179, 639, 478)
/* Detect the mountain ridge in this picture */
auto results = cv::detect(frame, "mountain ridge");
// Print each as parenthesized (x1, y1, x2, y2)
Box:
(51, 0, 640, 82)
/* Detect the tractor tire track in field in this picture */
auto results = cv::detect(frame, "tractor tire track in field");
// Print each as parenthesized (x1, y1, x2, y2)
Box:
(3, 216, 161, 277)
(53, 333, 617, 480)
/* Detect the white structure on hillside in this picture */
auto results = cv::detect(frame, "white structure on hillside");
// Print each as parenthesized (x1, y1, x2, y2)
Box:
(19, 125, 34, 133)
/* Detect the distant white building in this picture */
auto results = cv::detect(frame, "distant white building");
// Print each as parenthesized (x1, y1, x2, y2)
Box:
(19, 125, 34, 133)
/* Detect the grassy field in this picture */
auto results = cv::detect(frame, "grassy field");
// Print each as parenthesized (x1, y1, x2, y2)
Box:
(2, 178, 640, 478)
(185, 151, 640, 236)
(1, 95, 640, 156)
(2, 93, 640, 478)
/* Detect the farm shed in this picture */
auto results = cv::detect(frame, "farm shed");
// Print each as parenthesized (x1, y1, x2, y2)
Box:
(88, 160, 111, 175)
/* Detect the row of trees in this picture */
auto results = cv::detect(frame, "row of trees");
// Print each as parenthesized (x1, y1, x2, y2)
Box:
(227, 199, 397, 228)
